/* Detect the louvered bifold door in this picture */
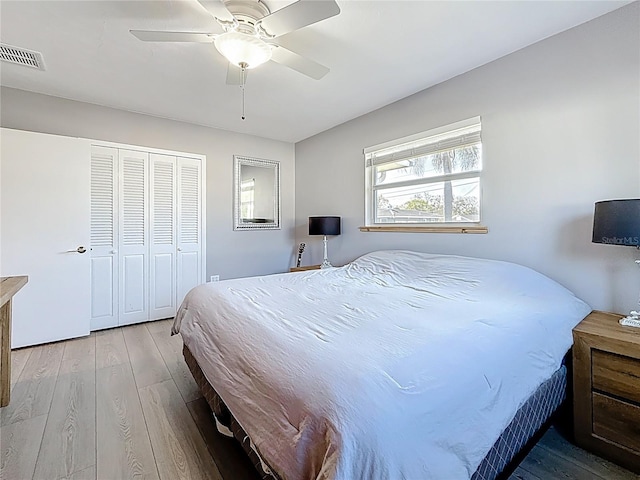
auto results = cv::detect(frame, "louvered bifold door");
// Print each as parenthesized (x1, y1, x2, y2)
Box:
(177, 157, 203, 305)
(90, 146, 119, 330)
(118, 149, 149, 325)
(149, 154, 177, 320)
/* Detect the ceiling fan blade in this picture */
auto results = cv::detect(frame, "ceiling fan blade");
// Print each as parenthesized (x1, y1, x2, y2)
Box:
(270, 45, 329, 80)
(258, 0, 340, 38)
(130, 30, 215, 43)
(197, 0, 235, 23)
(226, 63, 247, 85)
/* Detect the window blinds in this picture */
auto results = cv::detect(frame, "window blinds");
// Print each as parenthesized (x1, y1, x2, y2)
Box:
(365, 120, 481, 168)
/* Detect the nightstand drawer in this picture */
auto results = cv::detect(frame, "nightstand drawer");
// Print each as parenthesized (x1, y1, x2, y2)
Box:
(593, 349, 640, 404)
(592, 392, 640, 453)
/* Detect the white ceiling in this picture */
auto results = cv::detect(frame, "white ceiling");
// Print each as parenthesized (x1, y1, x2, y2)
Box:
(0, 0, 631, 143)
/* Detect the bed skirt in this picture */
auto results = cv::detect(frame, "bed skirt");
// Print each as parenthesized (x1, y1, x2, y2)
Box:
(183, 344, 567, 480)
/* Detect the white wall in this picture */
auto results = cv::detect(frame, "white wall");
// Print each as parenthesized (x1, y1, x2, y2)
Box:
(0, 87, 296, 280)
(295, 4, 640, 314)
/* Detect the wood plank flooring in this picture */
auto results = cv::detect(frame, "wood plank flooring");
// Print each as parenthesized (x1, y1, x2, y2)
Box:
(0, 319, 635, 480)
(33, 336, 96, 479)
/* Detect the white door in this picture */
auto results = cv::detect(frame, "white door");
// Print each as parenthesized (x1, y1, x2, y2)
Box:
(0, 128, 91, 347)
(118, 149, 149, 326)
(176, 157, 203, 305)
(149, 153, 177, 320)
(90, 146, 119, 330)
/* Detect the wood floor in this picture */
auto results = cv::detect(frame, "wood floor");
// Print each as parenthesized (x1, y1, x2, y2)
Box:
(0, 319, 635, 480)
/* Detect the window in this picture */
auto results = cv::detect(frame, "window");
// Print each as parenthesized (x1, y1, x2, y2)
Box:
(364, 117, 483, 230)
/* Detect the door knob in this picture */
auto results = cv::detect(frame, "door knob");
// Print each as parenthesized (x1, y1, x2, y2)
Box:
(111, 250, 118, 254)
(177, 247, 183, 252)
(67, 246, 86, 254)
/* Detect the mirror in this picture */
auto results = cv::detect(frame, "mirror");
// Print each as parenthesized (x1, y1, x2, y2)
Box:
(234, 155, 281, 230)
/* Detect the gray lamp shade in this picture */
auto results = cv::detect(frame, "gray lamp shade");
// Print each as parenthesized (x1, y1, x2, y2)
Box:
(309, 216, 341, 236)
(592, 199, 640, 246)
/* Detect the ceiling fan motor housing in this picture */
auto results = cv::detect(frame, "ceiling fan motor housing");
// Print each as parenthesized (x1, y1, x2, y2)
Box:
(223, 0, 271, 36)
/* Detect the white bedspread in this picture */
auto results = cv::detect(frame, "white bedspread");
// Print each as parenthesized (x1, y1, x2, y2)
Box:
(174, 250, 590, 480)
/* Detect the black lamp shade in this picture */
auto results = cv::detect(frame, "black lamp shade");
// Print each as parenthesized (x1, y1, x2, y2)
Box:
(309, 216, 341, 236)
(592, 199, 640, 246)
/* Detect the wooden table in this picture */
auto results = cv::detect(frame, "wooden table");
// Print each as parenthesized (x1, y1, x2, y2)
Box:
(1, 275, 28, 407)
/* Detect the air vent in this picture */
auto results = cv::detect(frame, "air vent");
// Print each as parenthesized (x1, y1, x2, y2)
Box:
(0, 43, 46, 70)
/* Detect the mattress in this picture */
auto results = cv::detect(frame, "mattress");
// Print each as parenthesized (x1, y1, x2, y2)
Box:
(174, 250, 590, 479)
(184, 344, 568, 480)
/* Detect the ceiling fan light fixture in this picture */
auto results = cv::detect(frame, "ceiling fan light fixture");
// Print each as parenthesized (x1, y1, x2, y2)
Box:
(214, 31, 271, 69)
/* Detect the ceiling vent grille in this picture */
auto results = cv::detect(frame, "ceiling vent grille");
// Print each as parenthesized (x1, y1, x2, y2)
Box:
(0, 43, 46, 70)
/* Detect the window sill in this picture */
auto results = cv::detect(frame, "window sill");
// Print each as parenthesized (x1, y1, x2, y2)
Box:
(359, 225, 488, 234)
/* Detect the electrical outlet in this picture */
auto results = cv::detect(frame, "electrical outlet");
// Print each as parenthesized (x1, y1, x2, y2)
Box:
(210, 275, 220, 282)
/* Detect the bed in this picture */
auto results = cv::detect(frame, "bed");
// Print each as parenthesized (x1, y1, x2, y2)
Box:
(172, 250, 591, 480)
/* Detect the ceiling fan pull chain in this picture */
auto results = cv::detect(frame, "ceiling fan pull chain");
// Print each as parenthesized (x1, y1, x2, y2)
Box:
(240, 62, 247, 120)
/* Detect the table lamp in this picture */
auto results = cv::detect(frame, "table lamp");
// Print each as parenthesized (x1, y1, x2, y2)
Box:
(592, 199, 640, 322)
(309, 216, 341, 269)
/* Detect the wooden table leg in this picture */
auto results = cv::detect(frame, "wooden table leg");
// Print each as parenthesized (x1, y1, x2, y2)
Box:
(0, 299, 11, 407)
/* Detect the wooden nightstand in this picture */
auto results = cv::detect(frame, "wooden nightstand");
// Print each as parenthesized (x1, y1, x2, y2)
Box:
(289, 265, 321, 272)
(573, 310, 640, 473)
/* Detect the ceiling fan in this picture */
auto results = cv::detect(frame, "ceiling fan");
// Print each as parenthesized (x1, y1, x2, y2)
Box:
(131, 0, 340, 85)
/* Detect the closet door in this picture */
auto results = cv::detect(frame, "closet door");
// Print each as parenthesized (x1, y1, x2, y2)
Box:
(177, 157, 203, 305)
(149, 153, 177, 320)
(119, 149, 149, 325)
(90, 146, 119, 330)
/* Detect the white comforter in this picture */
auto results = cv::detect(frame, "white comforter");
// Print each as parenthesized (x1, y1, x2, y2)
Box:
(174, 250, 590, 480)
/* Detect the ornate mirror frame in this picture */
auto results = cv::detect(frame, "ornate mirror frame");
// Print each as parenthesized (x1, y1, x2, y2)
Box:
(233, 155, 281, 230)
